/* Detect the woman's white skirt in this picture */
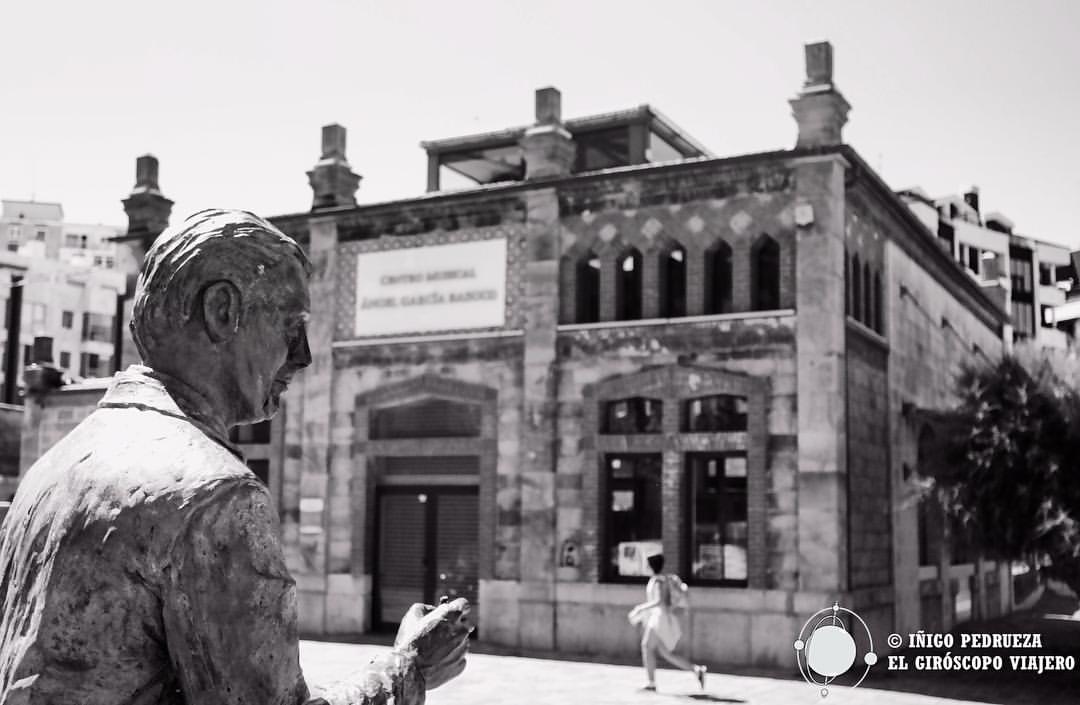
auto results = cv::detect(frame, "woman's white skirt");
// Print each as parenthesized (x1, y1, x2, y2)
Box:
(631, 607, 682, 651)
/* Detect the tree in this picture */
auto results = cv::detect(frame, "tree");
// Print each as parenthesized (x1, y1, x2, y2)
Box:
(924, 348, 1080, 596)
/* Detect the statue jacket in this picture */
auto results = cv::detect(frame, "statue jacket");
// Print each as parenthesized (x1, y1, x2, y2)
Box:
(0, 366, 421, 705)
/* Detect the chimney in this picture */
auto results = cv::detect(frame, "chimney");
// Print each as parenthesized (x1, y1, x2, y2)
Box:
(520, 87, 576, 179)
(115, 154, 173, 372)
(789, 41, 851, 149)
(23, 336, 63, 397)
(964, 186, 980, 216)
(120, 155, 174, 255)
(307, 124, 362, 210)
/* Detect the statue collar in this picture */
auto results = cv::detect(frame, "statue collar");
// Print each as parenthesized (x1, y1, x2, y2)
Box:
(99, 365, 244, 461)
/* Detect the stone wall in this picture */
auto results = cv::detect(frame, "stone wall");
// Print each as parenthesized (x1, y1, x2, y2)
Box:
(883, 208, 1006, 637)
(844, 326, 891, 592)
(843, 190, 893, 640)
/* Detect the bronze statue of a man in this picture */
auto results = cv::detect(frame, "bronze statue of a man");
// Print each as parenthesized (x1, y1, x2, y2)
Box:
(0, 209, 470, 704)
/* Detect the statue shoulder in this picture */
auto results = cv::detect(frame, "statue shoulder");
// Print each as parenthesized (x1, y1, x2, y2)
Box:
(60, 404, 250, 487)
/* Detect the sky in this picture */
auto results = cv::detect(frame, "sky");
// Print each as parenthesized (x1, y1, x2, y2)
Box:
(1, 0, 1077, 246)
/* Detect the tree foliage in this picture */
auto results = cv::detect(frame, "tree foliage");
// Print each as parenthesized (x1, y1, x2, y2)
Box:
(926, 346, 1080, 594)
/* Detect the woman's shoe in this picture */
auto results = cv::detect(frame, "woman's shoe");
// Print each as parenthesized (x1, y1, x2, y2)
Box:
(641, 683, 657, 692)
(694, 665, 707, 690)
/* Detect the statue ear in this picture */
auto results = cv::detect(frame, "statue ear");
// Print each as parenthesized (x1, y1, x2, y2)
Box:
(201, 280, 243, 343)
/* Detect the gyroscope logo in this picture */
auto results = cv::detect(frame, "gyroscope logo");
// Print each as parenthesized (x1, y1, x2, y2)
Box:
(793, 602, 877, 698)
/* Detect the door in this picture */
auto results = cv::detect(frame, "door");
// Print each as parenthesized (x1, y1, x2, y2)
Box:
(376, 487, 478, 628)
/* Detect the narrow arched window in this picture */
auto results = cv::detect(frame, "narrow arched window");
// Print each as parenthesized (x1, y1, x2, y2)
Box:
(751, 235, 781, 311)
(863, 261, 872, 328)
(574, 250, 600, 323)
(706, 240, 733, 314)
(615, 248, 643, 321)
(874, 270, 883, 334)
(659, 244, 687, 318)
(852, 254, 862, 321)
(844, 249, 851, 317)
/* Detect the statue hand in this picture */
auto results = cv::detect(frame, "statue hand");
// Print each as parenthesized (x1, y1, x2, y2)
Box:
(394, 598, 472, 690)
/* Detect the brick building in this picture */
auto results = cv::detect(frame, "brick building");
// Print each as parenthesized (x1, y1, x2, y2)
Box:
(19, 42, 1017, 667)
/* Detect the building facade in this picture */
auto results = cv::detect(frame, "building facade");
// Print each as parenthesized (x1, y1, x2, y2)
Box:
(17, 42, 1024, 667)
(258, 42, 1012, 664)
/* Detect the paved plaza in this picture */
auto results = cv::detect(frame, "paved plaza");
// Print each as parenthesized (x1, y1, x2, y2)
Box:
(298, 639, 1075, 705)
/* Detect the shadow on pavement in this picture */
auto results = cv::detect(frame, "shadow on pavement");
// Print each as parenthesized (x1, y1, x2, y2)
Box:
(679, 694, 745, 703)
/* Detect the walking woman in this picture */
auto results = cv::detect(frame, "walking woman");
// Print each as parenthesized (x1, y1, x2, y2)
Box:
(628, 553, 706, 692)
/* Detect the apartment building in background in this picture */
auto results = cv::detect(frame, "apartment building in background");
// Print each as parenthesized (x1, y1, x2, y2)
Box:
(900, 187, 1073, 349)
(0, 200, 126, 388)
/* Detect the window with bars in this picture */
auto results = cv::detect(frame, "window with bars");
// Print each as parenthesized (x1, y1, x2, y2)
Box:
(687, 453, 748, 584)
(603, 454, 663, 580)
(682, 395, 747, 433)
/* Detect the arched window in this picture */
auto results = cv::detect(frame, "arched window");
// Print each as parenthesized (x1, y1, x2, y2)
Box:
(852, 254, 862, 321)
(706, 240, 733, 314)
(574, 250, 600, 323)
(863, 261, 872, 329)
(844, 249, 850, 317)
(751, 235, 780, 311)
(659, 244, 687, 318)
(615, 248, 643, 321)
(874, 270, 883, 334)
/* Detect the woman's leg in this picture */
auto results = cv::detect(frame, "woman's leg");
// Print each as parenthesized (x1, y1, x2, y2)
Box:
(655, 640, 695, 671)
(641, 629, 658, 686)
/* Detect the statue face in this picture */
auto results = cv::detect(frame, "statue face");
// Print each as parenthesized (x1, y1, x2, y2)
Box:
(231, 258, 312, 424)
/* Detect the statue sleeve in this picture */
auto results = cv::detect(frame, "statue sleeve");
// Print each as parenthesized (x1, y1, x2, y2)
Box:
(161, 479, 425, 705)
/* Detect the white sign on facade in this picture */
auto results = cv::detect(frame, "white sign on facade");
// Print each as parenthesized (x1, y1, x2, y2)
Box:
(354, 238, 507, 337)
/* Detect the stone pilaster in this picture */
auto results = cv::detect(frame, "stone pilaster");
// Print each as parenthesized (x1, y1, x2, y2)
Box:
(292, 215, 339, 634)
(517, 187, 561, 649)
(326, 370, 369, 634)
(793, 154, 849, 593)
(641, 249, 662, 319)
(684, 243, 707, 317)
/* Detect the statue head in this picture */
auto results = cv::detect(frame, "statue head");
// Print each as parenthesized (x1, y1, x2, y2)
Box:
(131, 209, 312, 426)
